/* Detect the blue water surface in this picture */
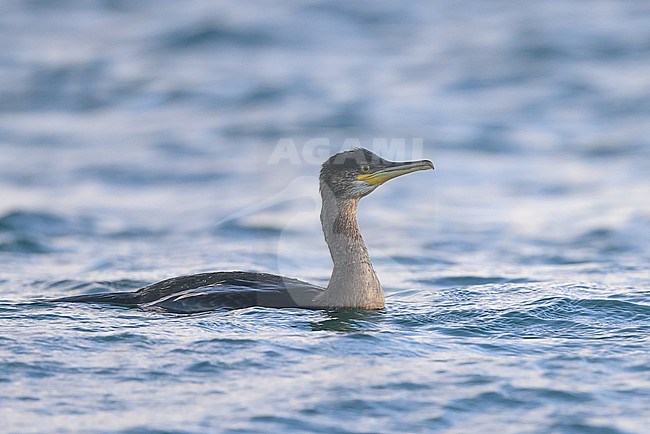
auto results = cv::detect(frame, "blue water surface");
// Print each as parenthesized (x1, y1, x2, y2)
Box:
(1, 1, 649, 433)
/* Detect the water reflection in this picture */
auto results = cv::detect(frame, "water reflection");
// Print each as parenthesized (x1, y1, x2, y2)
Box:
(309, 309, 385, 332)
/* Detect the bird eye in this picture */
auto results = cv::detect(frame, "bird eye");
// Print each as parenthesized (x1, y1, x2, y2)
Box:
(360, 164, 371, 173)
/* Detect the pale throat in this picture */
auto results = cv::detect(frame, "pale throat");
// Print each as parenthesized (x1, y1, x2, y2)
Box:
(316, 183, 383, 309)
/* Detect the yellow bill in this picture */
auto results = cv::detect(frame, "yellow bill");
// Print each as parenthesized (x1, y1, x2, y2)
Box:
(356, 160, 434, 185)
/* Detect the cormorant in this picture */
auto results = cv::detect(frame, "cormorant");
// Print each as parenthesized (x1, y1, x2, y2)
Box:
(53, 148, 434, 313)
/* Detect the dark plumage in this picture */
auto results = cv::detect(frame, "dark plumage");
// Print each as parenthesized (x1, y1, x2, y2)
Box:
(55, 272, 322, 313)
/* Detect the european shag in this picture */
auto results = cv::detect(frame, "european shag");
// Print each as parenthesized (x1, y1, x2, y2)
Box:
(54, 148, 434, 313)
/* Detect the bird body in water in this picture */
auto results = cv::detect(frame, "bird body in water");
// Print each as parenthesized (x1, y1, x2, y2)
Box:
(54, 148, 434, 313)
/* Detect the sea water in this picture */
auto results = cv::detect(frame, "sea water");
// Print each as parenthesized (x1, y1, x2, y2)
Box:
(1, 1, 649, 432)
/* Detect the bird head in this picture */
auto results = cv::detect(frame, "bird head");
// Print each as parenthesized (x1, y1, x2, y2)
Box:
(320, 148, 434, 200)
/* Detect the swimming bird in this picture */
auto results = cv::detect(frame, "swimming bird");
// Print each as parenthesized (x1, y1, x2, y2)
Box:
(54, 148, 434, 313)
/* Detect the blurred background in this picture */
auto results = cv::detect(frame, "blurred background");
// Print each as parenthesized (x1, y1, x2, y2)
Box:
(0, 0, 648, 289)
(1, 1, 649, 432)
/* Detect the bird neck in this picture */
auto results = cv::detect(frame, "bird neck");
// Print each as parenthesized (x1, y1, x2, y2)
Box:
(315, 185, 384, 309)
